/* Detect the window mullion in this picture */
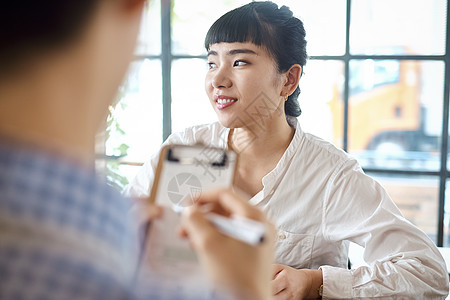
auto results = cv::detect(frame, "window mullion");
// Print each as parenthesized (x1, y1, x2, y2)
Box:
(437, 0, 450, 247)
(343, 0, 352, 152)
(161, 0, 172, 141)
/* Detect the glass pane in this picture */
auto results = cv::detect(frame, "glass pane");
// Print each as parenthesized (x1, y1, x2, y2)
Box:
(272, 0, 346, 56)
(299, 60, 344, 146)
(350, 0, 446, 55)
(370, 173, 439, 244)
(135, 0, 161, 56)
(106, 59, 163, 185)
(172, 0, 249, 55)
(444, 180, 450, 247)
(343, 60, 444, 171)
(448, 91, 450, 170)
(171, 59, 217, 133)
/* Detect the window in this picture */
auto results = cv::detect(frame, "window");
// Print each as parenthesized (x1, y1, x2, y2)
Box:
(349, 60, 400, 95)
(102, 0, 450, 247)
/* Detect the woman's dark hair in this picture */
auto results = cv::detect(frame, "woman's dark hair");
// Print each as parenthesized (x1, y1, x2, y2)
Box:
(205, 1, 307, 117)
(0, 1, 101, 76)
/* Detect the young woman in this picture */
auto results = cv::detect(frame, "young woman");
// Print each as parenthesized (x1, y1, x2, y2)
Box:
(126, 1, 449, 299)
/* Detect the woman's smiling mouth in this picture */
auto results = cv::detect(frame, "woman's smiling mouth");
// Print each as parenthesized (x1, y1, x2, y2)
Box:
(215, 95, 237, 110)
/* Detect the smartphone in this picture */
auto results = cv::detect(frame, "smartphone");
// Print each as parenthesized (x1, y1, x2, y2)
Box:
(149, 143, 238, 211)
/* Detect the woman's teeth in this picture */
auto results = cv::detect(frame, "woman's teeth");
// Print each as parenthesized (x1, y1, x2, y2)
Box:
(217, 99, 237, 104)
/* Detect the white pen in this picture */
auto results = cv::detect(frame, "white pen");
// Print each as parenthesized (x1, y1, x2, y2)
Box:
(204, 213, 266, 246)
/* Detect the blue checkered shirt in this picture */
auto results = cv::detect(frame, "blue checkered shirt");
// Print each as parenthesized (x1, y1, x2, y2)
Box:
(0, 143, 141, 299)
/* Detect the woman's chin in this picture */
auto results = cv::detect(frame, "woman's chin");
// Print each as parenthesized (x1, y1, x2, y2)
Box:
(216, 115, 245, 129)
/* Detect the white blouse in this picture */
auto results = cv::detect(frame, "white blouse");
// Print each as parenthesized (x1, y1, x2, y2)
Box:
(124, 120, 449, 299)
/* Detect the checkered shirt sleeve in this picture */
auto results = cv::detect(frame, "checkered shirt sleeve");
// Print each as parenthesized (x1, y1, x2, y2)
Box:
(0, 145, 137, 299)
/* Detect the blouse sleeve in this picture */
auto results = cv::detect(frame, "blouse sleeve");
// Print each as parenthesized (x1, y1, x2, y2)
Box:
(320, 159, 449, 299)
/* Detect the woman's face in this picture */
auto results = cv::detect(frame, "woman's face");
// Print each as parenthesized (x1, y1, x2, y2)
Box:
(205, 42, 286, 129)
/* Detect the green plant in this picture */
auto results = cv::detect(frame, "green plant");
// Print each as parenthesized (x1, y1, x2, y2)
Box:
(104, 80, 131, 192)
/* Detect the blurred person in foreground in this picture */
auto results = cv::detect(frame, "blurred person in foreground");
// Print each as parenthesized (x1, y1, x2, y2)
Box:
(0, 1, 274, 300)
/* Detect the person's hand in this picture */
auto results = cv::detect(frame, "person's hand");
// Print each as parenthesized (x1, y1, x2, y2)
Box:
(128, 197, 164, 227)
(272, 264, 323, 300)
(179, 188, 275, 300)
(127, 197, 164, 248)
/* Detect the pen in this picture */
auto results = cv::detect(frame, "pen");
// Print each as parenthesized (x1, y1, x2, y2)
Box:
(204, 213, 266, 246)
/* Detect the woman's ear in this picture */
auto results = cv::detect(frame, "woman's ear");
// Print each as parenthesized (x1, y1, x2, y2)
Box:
(282, 64, 302, 96)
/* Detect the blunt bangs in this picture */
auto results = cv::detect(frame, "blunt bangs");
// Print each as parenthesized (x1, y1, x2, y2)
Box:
(204, 6, 269, 51)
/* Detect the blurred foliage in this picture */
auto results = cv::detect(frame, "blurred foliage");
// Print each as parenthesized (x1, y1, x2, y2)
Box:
(104, 79, 130, 192)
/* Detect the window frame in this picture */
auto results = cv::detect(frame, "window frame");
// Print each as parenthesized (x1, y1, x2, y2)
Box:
(130, 0, 450, 247)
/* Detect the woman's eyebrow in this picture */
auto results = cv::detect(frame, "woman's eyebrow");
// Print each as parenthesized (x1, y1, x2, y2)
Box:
(227, 49, 257, 55)
(207, 49, 257, 57)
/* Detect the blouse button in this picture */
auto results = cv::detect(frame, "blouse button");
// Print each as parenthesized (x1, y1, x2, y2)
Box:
(278, 233, 287, 240)
(268, 189, 275, 196)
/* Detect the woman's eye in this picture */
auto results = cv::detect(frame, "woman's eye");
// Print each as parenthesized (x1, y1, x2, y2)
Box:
(233, 60, 248, 67)
(207, 62, 216, 69)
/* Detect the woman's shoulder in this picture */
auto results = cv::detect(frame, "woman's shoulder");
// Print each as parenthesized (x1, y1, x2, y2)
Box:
(300, 131, 360, 169)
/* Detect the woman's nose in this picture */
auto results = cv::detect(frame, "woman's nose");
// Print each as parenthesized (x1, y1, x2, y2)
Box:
(211, 67, 232, 89)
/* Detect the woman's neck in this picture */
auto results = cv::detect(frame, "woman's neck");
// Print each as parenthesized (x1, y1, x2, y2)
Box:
(229, 115, 295, 160)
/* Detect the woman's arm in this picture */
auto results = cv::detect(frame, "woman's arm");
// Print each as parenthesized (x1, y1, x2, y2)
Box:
(321, 160, 449, 299)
